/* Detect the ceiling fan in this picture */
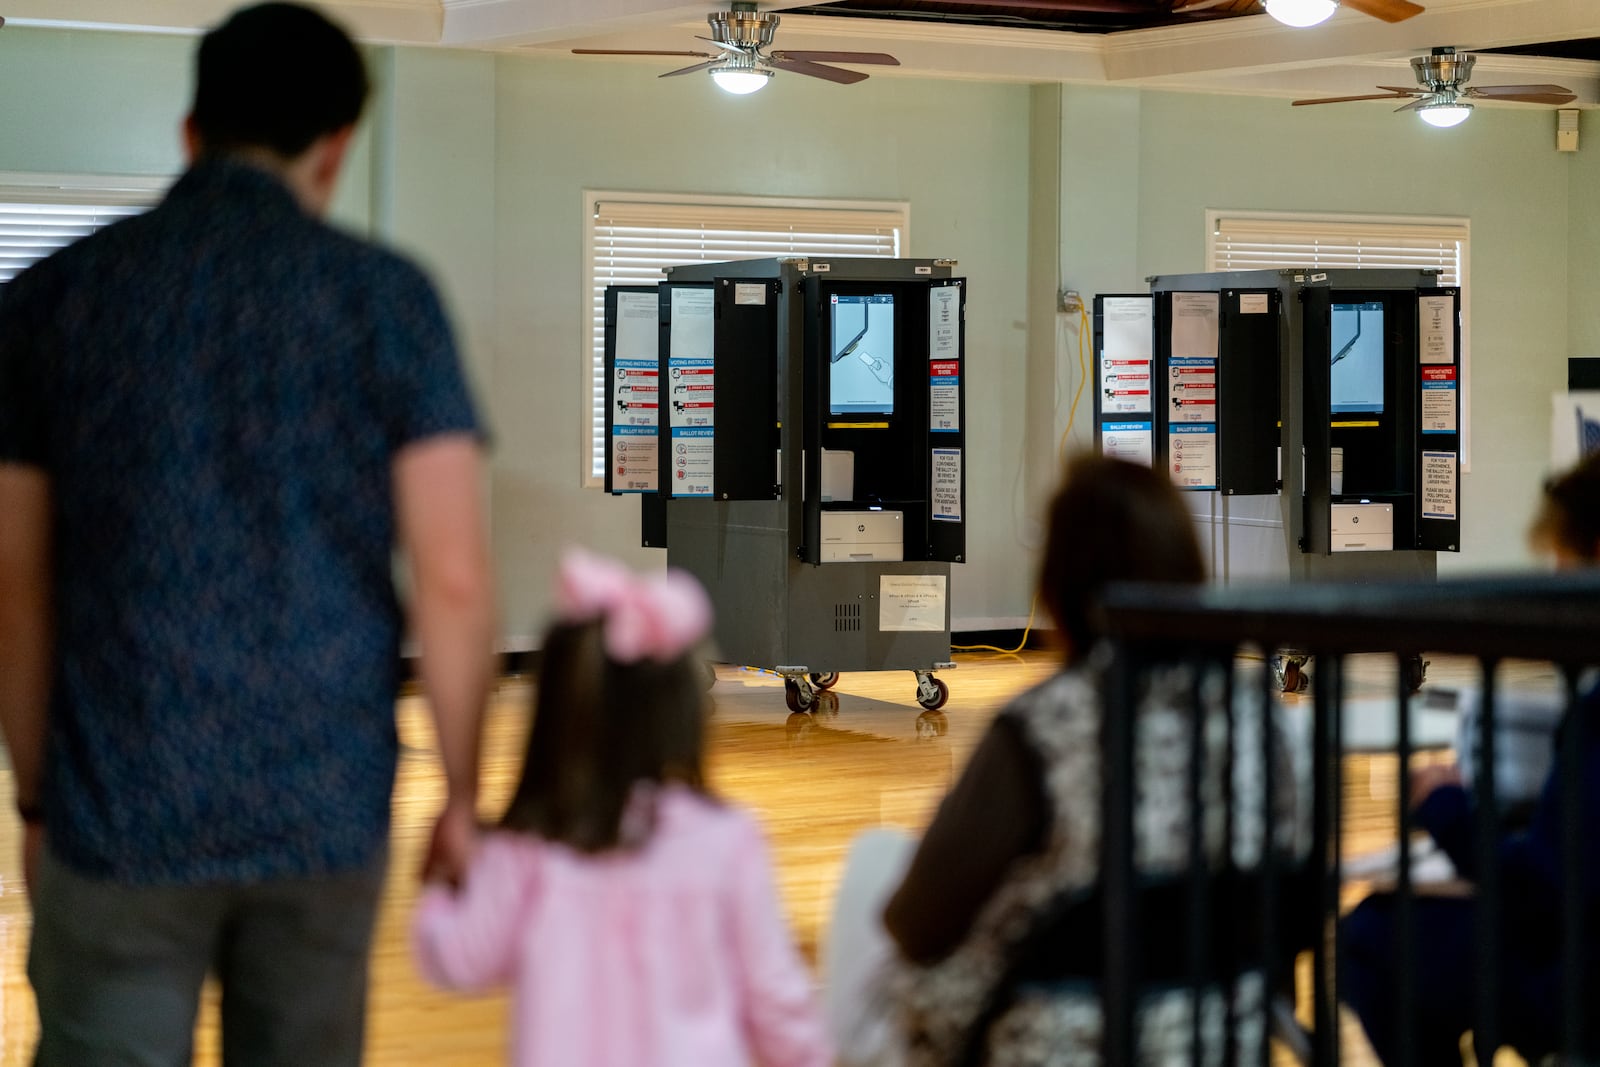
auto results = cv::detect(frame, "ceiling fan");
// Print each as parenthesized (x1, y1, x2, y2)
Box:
(1293, 48, 1576, 128)
(572, 2, 898, 96)
(1173, 0, 1424, 29)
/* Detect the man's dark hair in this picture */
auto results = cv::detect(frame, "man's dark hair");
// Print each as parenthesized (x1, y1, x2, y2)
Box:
(191, 3, 369, 158)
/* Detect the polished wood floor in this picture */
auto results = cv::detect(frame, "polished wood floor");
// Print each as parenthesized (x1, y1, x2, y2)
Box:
(0, 651, 1555, 1064)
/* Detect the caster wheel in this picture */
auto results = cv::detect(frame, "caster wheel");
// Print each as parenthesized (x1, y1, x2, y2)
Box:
(809, 671, 839, 691)
(916, 677, 950, 712)
(784, 681, 812, 713)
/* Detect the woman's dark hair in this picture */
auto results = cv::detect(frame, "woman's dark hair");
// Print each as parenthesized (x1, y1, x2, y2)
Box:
(1037, 454, 1207, 657)
(191, 3, 369, 158)
(500, 619, 709, 852)
(1530, 451, 1600, 562)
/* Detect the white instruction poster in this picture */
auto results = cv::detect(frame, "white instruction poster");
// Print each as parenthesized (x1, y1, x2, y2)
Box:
(671, 428, 715, 497)
(1421, 450, 1457, 520)
(669, 287, 714, 361)
(1419, 295, 1455, 365)
(1170, 292, 1220, 360)
(1101, 421, 1154, 468)
(930, 284, 961, 361)
(879, 574, 947, 633)
(1421, 367, 1457, 434)
(611, 430, 658, 492)
(1100, 297, 1153, 415)
(931, 448, 962, 522)
(1169, 424, 1217, 490)
(1167, 357, 1217, 424)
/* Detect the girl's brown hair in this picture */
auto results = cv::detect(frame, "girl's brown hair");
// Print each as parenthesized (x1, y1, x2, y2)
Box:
(500, 620, 708, 852)
(1037, 454, 1207, 659)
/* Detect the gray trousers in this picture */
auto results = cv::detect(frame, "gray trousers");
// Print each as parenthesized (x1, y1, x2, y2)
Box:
(28, 846, 387, 1067)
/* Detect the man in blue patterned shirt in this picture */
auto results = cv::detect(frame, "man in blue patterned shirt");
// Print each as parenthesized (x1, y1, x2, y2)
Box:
(0, 4, 495, 1063)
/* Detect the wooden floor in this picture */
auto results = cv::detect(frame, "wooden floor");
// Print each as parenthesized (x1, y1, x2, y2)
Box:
(0, 650, 1555, 1064)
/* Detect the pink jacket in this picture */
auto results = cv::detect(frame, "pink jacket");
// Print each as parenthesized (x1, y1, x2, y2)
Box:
(412, 786, 833, 1067)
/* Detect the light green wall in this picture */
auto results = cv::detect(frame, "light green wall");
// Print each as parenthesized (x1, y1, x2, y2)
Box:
(1060, 85, 1585, 573)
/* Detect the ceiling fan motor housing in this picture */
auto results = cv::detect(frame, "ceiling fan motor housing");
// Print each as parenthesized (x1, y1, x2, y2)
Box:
(708, 8, 780, 50)
(1411, 48, 1474, 93)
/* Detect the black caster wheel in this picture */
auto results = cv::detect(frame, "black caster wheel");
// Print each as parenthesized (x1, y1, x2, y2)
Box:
(916, 677, 950, 712)
(809, 671, 840, 691)
(784, 681, 812, 713)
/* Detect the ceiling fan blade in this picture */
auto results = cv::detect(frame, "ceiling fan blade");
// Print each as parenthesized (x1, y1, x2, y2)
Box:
(768, 57, 870, 85)
(1292, 92, 1417, 106)
(1376, 85, 1424, 94)
(695, 35, 748, 55)
(769, 50, 899, 66)
(660, 61, 721, 78)
(1465, 84, 1577, 104)
(1395, 97, 1433, 112)
(572, 49, 714, 58)
(1341, 0, 1425, 22)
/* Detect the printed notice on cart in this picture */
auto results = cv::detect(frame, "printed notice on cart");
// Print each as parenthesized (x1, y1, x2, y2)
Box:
(880, 574, 947, 633)
(1100, 421, 1153, 468)
(1419, 295, 1455, 365)
(671, 427, 715, 498)
(930, 284, 961, 361)
(1421, 367, 1457, 434)
(931, 448, 962, 522)
(1168, 357, 1216, 424)
(1171, 292, 1220, 360)
(1421, 450, 1457, 520)
(1169, 424, 1217, 490)
(669, 287, 714, 361)
(611, 428, 658, 492)
(930, 361, 960, 432)
(1100, 296, 1153, 415)
(616, 290, 658, 362)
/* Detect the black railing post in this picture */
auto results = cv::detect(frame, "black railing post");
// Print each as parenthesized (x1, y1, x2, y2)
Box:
(1102, 643, 1138, 1067)
(1258, 651, 1278, 1067)
(1395, 652, 1417, 1067)
(1473, 657, 1501, 1065)
(1559, 664, 1587, 1061)
(1311, 652, 1344, 1066)
(1187, 656, 1211, 1064)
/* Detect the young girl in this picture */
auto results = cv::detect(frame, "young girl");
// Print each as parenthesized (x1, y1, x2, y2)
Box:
(412, 549, 832, 1067)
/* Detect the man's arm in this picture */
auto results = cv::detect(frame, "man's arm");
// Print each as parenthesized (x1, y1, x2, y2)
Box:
(0, 466, 51, 817)
(393, 434, 495, 884)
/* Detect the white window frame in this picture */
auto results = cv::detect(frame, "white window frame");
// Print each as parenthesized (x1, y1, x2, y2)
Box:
(1205, 209, 1471, 469)
(581, 190, 910, 488)
(0, 171, 167, 285)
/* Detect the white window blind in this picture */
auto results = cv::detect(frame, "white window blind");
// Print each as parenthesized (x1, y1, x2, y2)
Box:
(585, 194, 907, 484)
(1208, 214, 1464, 286)
(1207, 210, 1471, 467)
(0, 187, 155, 285)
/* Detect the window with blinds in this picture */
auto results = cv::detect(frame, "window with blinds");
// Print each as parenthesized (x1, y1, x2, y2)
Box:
(1207, 210, 1471, 466)
(0, 186, 157, 285)
(584, 193, 907, 485)
(1207, 212, 1465, 286)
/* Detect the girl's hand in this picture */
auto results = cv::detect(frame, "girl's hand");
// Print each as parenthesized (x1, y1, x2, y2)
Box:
(421, 801, 480, 889)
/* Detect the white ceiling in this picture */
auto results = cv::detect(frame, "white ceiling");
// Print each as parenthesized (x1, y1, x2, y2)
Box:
(6, 0, 1599, 104)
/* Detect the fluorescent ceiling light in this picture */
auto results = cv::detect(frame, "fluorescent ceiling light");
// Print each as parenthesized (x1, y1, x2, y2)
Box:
(710, 68, 771, 95)
(1418, 102, 1473, 128)
(1264, 0, 1338, 28)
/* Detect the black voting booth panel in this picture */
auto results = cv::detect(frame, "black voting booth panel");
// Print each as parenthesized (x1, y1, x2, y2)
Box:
(602, 258, 967, 712)
(1097, 271, 1461, 580)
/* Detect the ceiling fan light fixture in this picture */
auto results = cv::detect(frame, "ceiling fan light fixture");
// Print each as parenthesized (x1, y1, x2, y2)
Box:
(710, 67, 771, 95)
(1264, 0, 1338, 28)
(1418, 101, 1473, 128)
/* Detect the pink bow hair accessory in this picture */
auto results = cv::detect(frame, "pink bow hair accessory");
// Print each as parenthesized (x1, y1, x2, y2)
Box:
(554, 548, 713, 664)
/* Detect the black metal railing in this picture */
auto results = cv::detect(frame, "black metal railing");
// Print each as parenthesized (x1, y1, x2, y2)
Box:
(1096, 572, 1600, 1066)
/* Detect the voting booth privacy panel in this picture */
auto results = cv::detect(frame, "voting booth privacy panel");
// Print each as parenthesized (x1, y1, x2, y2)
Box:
(1093, 269, 1461, 582)
(603, 258, 966, 713)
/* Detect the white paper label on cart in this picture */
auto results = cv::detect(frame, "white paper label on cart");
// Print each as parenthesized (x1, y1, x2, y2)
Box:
(880, 574, 947, 633)
(930, 284, 961, 361)
(1239, 293, 1269, 315)
(1419, 295, 1455, 365)
(1421, 450, 1457, 520)
(735, 283, 766, 306)
(932, 448, 961, 522)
